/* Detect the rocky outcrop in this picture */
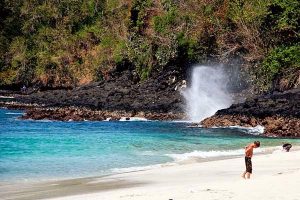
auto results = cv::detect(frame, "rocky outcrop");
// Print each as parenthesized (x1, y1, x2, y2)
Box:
(0, 66, 187, 121)
(13, 66, 185, 114)
(202, 114, 300, 137)
(201, 89, 300, 137)
(20, 107, 184, 121)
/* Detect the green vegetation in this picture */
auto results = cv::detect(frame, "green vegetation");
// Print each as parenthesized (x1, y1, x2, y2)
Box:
(258, 45, 300, 91)
(263, 46, 300, 77)
(0, 0, 299, 91)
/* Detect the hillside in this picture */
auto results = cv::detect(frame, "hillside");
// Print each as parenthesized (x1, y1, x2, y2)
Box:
(1, 0, 299, 93)
(1, 0, 300, 136)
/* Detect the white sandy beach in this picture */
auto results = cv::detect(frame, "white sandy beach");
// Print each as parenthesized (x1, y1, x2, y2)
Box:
(2, 149, 299, 200)
(38, 150, 300, 200)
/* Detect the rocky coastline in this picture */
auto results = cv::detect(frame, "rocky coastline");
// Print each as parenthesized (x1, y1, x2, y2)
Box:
(21, 107, 184, 121)
(201, 89, 300, 137)
(0, 66, 186, 121)
(0, 101, 185, 121)
(1, 68, 299, 137)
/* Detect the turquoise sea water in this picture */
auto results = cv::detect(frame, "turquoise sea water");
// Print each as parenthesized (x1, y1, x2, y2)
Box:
(1, 108, 299, 182)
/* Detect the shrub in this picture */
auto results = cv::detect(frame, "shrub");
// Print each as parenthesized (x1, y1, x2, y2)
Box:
(263, 45, 300, 76)
(153, 7, 178, 33)
(261, 0, 300, 46)
(257, 45, 300, 91)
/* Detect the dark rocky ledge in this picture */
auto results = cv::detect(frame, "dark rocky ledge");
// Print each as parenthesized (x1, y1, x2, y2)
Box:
(12, 67, 185, 113)
(0, 66, 186, 121)
(201, 88, 300, 137)
(21, 107, 185, 121)
(0, 101, 185, 121)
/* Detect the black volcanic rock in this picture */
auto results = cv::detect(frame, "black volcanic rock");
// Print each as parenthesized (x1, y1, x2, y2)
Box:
(201, 89, 300, 137)
(216, 89, 300, 118)
(13, 67, 185, 115)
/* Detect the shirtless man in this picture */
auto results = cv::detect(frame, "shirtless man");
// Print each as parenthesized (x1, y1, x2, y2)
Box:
(241, 141, 260, 179)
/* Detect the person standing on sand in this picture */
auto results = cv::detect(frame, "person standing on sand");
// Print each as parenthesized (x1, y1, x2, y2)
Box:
(241, 141, 260, 179)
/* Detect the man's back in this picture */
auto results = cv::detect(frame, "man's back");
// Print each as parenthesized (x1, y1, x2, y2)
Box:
(245, 143, 255, 157)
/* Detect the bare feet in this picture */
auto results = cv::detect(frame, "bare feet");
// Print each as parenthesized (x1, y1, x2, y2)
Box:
(245, 172, 251, 179)
(241, 172, 246, 179)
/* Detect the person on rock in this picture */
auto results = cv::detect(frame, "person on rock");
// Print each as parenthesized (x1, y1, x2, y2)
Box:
(21, 85, 27, 93)
(241, 141, 260, 179)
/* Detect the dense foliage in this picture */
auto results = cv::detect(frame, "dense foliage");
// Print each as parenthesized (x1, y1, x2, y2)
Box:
(0, 0, 299, 91)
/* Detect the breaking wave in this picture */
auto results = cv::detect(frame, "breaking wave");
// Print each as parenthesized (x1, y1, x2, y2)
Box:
(166, 148, 265, 162)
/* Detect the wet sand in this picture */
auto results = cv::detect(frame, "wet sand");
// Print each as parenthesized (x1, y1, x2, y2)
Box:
(0, 176, 145, 200)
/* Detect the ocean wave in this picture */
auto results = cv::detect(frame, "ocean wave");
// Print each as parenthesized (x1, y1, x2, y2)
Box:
(112, 147, 279, 173)
(212, 125, 265, 135)
(25, 119, 55, 123)
(0, 96, 14, 99)
(104, 117, 111, 121)
(171, 120, 193, 123)
(228, 125, 265, 135)
(134, 151, 156, 156)
(119, 117, 148, 121)
(5, 112, 23, 115)
(110, 163, 174, 174)
(166, 148, 266, 162)
(103, 117, 149, 121)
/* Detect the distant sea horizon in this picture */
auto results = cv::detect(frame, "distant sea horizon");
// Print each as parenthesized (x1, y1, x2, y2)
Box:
(1, 108, 299, 183)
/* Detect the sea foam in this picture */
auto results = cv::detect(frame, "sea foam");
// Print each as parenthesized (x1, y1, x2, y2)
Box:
(166, 148, 265, 162)
(119, 117, 148, 121)
(5, 112, 23, 115)
(110, 163, 175, 174)
(224, 125, 265, 135)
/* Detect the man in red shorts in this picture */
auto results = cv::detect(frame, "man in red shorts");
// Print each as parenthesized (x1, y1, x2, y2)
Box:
(241, 141, 260, 179)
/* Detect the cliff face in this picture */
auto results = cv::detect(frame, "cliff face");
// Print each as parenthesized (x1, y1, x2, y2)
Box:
(201, 89, 300, 137)
(1, 0, 299, 94)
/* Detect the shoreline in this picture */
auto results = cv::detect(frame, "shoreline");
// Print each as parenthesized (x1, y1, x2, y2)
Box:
(1, 147, 300, 200)
(1, 87, 299, 137)
(0, 105, 298, 139)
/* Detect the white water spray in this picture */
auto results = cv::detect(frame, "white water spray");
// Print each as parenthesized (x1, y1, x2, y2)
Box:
(182, 66, 232, 122)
